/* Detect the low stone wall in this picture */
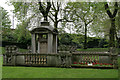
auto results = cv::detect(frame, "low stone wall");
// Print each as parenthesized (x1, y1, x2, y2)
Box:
(71, 51, 118, 69)
(3, 46, 118, 68)
(72, 52, 111, 63)
(3, 52, 71, 67)
(72, 51, 112, 64)
(3, 53, 59, 67)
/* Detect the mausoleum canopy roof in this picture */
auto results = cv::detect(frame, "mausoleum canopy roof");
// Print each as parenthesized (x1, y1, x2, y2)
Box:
(30, 22, 57, 34)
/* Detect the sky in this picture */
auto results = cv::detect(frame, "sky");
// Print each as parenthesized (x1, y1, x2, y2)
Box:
(0, 0, 17, 28)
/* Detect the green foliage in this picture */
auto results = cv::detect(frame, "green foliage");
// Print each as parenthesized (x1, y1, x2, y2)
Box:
(87, 37, 109, 48)
(2, 28, 15, 42)
(0, 47, 5, 54)
(10, 2, 40, 28)
(11, 11, 34, 45)
(71, 34, 84, 48)
(18, 48, 28, 53)
(14, 21, 31, 45)
(9, 2, 120, 49)
(58, 33, 109, 48)
(59, 33, 73, 45)
(0, 6, 11, 28)
(116, 9, 120, 34)
(11, 2, 29, 21)
(0, 6, 13, 42)
(64, 2, 99, 32)
(58, 33, 84, 48)
(64, 2, 106, 49)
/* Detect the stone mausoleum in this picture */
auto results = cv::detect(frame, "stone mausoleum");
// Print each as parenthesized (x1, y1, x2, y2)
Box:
(31, 21, 57, 54)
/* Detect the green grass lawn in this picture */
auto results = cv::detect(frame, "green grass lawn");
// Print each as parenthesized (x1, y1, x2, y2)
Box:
(77, 48, 108, 52)
(2, 66, 118, 78)
(1, 47, 119, 78)
(0, 56, 2, 79)
(1, 47, 109, 54)
(0, 47, 5, 55)
(118, 56, 120, 77)
(118, 57, 120, 68)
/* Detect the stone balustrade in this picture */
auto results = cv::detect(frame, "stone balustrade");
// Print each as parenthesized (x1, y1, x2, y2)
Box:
(3, 45, 118, 69)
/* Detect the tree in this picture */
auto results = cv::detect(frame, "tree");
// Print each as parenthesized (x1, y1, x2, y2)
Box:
(115, 3, 120, 49)
(0, 6, 12, 41)
(11, 2, 29, 21)
(11, 1, 72, 32)
(49, 2, 73, 31)
(10, 2, 41, 44)
(0, 6, 11, 28)
(49, 2, 61, 31)
(14, 20, 31, 45)
(105, 2, 118, 48)
(64, 2, 97, 49)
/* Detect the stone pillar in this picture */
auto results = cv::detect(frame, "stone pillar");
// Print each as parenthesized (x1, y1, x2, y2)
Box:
(48, 33, 53, 53)
(38, 34, 41, 53)
(31, 33, 36, 53)
(38, 41, 40, 53)
(53, 35, 57, 53)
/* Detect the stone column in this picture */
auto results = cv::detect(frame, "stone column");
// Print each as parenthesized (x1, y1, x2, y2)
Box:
(38, 34, 41, 53)
(48, 33, 53, 53)
(38, 41, 40, 53)
(31, 33, 36, 53)
(53, 35, 57, 53)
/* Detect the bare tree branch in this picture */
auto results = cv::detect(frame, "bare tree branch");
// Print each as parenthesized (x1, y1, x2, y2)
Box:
(86, 19, 93, 25)
(105, 3, 114, 18)
(38, 2, 51, 21)
(52, 2, 56, 11)
(58, 18, 74, 22)
(46, 2, 51, 15)
(49, 11, 55, 16)
(39, 2, 45, 16)
(113, 2, 118, 17)
(57, 2, 60, 11)
(48, 15, 55, 22)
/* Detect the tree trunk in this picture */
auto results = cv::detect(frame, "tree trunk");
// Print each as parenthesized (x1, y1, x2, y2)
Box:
(54, 21, 58, 29)
(54, 21, 58, 33)
(84, 23, 87, 49)
(39, 2, 51, 21)
(118, 10, 120, 48)
(109, 18, 115, 47)
(117, 11, 120, 54)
